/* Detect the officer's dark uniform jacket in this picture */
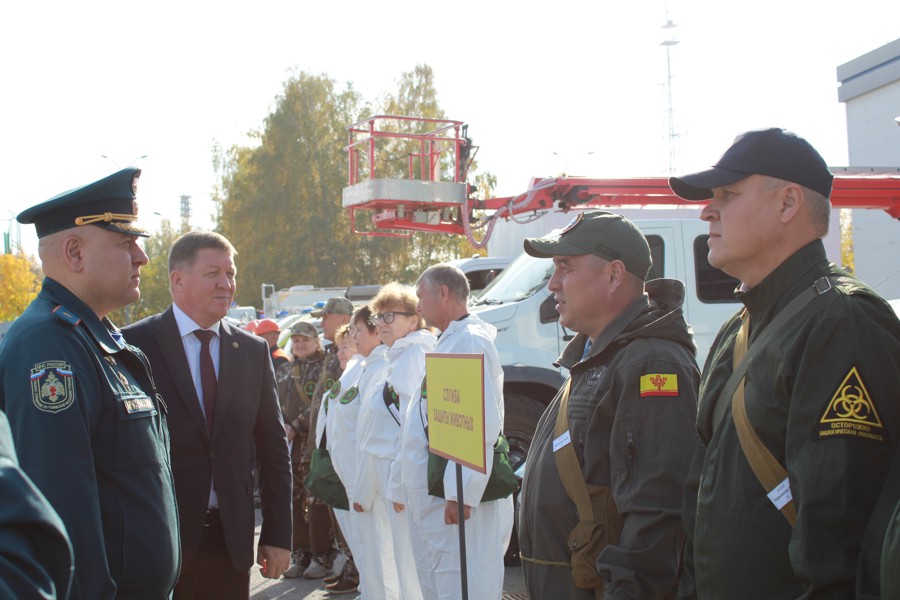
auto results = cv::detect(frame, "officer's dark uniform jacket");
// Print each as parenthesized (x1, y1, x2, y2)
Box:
(0, 408, 73, 600)
(0, 278, 180, 600)
(519, 279, 699, 599)
(681, 240, 900, 599)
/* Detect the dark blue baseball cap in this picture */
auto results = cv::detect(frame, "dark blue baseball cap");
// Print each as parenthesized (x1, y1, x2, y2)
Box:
(669, 128, 833, 201)
(17, 167, 149, 238)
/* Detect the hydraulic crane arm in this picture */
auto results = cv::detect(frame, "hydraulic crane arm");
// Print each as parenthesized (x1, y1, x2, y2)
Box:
(342, 116, 900, 247)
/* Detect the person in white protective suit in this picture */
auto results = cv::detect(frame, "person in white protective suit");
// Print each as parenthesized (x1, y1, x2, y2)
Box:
(329, 306, 391, 599)
(370, 283, 437, 599)
(405, 263, 514, 600)
(318, 324, 364, 594)
(347, 305, 400, 600)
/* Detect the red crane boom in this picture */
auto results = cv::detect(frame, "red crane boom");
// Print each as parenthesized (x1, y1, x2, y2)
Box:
(343, 116, 900, 247)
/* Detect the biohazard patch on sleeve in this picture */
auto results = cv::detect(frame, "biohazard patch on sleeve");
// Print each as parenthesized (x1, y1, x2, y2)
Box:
(816, 366, 885, 443)
(30, 361, 76, 413)
(639, 373, 679, 397)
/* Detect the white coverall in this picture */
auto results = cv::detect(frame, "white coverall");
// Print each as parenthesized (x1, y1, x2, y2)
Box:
(379, 330, 437, 598)
(399, 315, 514, 600)
(319, 356, 365, 591)
(350, 344, 403, 600)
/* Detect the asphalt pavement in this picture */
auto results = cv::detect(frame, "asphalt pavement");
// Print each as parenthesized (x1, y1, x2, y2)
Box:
(249, 509, 528, 599)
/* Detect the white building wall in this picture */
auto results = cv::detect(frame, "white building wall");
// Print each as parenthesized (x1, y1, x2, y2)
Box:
(838, 38, 900, 300)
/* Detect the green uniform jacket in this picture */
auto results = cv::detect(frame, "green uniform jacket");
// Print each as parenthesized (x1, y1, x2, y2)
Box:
(0, 278, 180, 600)
(883, 498, 900, 597)
(0, 408, 73, 600)
(682, 241, 900, 599)
(520, 279, 699, 599)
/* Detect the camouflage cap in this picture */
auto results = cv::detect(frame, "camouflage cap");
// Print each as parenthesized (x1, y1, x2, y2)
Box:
(290, 321, 318, 338)
(311, 297, 353, 317)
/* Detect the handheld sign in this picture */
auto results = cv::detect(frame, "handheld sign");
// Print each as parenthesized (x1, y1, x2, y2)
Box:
(426, 353, 487, 472)
(426, 352, 486, 600)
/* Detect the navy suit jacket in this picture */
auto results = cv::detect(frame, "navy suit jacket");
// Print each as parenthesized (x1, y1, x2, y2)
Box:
(124, 307, 291, 572)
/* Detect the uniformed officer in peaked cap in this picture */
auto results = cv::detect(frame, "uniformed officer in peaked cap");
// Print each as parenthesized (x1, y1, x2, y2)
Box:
(16, 167, 151, 238)
(0, 168, 180, 599)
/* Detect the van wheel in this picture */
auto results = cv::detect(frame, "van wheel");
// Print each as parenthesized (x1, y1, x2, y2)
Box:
(503, 393, 548, 566)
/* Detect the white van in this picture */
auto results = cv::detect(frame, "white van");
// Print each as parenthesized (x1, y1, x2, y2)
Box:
(447, 255, 513, 296)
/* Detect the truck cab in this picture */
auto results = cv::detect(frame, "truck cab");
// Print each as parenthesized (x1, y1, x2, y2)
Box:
(447, 255, 513, 296)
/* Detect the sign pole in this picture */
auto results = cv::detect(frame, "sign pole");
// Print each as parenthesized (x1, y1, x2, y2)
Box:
(426, 353, 484, 600)
(456, 462, 468, 600)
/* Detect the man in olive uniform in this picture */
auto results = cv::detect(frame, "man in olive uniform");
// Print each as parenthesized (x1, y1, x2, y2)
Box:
(518, 211, 699, 599)
(669, 128, 900, 598)
(0, 168, 180, 599)
(0, 408, 73, 599)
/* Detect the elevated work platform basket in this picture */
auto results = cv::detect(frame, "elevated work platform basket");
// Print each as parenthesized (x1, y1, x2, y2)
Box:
(341, 116, 900, 245)
(342, 115, 472, 236)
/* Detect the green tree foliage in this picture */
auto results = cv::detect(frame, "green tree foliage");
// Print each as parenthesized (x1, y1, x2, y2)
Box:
(216, 72, 365, 306)
(0, 253, 41, 321)
(840, 208, 855, 274)
(214, 65, 495, 307)
(107, 219, 180, 326)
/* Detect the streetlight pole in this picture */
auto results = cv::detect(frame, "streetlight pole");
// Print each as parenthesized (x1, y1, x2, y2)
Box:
(3, 211, 20, 254)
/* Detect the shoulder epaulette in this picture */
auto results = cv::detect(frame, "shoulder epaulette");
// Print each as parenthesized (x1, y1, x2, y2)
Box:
(51, 305, 82, 327)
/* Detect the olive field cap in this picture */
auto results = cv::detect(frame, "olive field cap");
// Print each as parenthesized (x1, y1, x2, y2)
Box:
(290, 321, 318, 338)
(668, 128, 833, 201)
(311, 297, 353, 317)
(523, 210, 652, 280)
(255, 318, 281, 335)
(17, 167, 149, 238)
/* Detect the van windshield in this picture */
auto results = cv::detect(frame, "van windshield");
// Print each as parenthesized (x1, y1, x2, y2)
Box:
(472, 253, 552, 305)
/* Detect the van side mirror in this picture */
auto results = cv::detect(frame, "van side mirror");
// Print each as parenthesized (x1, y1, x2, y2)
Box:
(539, 294, 559, 324)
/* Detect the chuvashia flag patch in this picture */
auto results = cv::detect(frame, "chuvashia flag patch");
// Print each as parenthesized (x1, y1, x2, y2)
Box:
(640, 373, 679, 398)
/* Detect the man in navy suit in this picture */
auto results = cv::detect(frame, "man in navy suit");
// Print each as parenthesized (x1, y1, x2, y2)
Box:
(125, 230, 291, 600)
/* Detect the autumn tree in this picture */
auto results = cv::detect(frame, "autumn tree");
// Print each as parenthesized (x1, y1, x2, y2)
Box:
(0, 253, 41, 321)
(215, 72, 366, 306)
(368, 64, 490, 277)
(214, 66, 496, 307)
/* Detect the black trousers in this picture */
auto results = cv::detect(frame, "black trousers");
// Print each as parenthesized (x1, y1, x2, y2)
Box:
(174, 510, 250, 600)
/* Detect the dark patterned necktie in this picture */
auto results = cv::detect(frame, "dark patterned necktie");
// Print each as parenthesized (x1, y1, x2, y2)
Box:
(194, 329, 218, 432)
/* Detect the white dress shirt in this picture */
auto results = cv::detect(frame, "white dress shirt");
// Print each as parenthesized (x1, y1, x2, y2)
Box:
(172, 303, 222, 508)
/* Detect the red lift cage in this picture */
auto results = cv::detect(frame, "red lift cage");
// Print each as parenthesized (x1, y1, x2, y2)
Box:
(343, 116, 900, 247)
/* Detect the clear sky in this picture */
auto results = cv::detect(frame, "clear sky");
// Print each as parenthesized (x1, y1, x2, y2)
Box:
(2, 0, 898, 256)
